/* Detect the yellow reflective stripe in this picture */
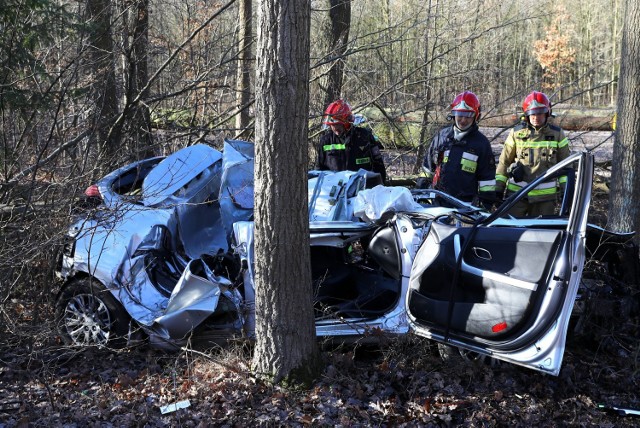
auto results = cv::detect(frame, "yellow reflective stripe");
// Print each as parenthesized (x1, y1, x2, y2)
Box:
(479, 184, 496, 192)
(507, 178, 528, 192)
(507, 182, 523, 192)
(508, 179, 558, 195)
(323, 144, 346, 151)
(514, 141, 561, 149)
(496, 174, 508, 184)
(558, 137, 569, 148)
(558, 175, 567, 184)
(529, 187, 557, 196)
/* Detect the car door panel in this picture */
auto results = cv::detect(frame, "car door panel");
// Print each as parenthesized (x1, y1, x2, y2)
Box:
(406, 152, 593, 375)
(409, 220, 563, 339)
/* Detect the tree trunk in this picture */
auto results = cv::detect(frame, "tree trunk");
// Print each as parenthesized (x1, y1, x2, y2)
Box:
(114, 0, 153, 160)
(321, 0, 351, 107)
(413, 0, 435, 175)
(607, 0, 640, 288)
(235, 0, 253, 137)
(252, 0, 322, 386)
(611, 0, 620, 106)
(607, 0, 640, 245)
(85, 0, 119, 173)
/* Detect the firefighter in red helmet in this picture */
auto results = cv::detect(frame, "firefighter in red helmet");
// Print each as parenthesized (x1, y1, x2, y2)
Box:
(423, 91, 496, 207)
(316, 99, 387, 183)
(495, 91, 571, 217)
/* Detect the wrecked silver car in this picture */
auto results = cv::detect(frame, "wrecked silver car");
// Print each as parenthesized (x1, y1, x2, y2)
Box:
(55, 141, 634, 375)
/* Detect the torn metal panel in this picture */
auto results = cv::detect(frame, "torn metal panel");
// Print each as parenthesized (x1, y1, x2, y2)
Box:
(219, 140, 255, 240)
(152, 259, 225, 340)
(308, 169, 373, 222)
(142, 144, 222, 208)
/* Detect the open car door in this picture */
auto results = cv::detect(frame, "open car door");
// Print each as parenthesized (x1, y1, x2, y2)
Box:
(407, 152, 593, 375)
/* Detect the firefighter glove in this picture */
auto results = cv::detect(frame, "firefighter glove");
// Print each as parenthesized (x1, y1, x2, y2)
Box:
(507, 161, 525, 182)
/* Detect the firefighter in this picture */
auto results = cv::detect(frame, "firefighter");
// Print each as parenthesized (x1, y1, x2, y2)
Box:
(316, 99, 387, 183)
(423, 91, 496, 207)
(496, 91, 571, 217)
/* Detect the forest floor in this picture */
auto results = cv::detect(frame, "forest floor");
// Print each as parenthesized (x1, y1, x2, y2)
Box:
(0, 296, 638, 427)
(1, 194, 637, 427)
(1, 127, 638, 427)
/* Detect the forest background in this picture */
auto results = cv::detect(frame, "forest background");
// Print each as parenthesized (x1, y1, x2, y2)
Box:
(0, 0, 622, 288)
(1, 0, 636, 424)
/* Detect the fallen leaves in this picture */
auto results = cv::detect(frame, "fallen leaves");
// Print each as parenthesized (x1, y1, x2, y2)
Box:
(0, 336, 638, 426)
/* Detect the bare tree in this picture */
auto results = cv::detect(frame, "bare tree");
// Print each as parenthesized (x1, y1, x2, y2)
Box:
(413, 0, 436, 175)
(252, 0, 322, 384)
(117, 0, 154, 159)
(84, 0, 119, 171)
(320, 0, 351, 107)
(608, 0, 640, 248)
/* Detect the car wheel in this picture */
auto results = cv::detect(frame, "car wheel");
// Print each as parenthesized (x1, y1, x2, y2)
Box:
(437, 343, 501, 367)
(55, 277, 131, 348)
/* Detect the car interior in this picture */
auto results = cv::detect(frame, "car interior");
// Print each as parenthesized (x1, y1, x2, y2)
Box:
(311, 223, 403, 319)
(110, 159, 162, 202)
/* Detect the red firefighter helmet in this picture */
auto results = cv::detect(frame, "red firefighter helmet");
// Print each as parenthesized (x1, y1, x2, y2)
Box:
(323, 99, 354, 128)
(522, 91, 551, 116)
(449, 91, 481, 121)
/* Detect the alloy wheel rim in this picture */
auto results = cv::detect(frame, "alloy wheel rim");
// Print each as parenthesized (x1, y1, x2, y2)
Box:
(63, 293, 112, 346)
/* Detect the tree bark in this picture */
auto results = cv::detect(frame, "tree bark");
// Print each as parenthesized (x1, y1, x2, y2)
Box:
(85, 0, 119, 173)
(114, 0, 153, 160)
(252, 0, 321, 385)
(413, 0, 435, 175)
(235, 0, 253, 137)
(607, 0, 640, 246)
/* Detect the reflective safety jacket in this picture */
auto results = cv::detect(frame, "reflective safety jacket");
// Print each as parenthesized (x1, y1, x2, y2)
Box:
(496, 121, 571, 203)
(423, 124, 496, 203)
(316, 126, 387, 183)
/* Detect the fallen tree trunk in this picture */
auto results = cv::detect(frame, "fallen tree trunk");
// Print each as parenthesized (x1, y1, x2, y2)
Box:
(481, 114, 615, 132)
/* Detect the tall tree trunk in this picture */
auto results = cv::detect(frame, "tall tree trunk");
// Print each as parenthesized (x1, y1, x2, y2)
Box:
(235, 0, 253, 137)
(607, 0, 640, 241)
(115, 0, 153, 160)
(321, 0, 351, 107)
(413, 0, 435, 175)
(85, 0, 119, 173)
(252, 0, 321, 385)
(608, 0, 640, 287)
(611, 0, 620, 106)
(129, 0, 153, 157)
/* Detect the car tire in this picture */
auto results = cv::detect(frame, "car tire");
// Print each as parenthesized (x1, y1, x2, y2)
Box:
(55, 277, 131, 348)
(437, 343, 501, 367)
